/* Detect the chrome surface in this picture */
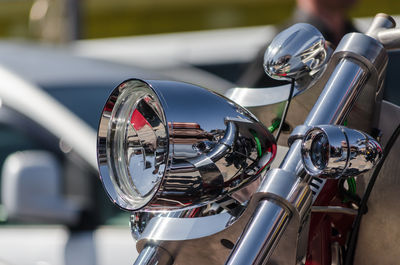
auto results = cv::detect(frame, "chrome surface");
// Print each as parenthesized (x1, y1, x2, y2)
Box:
(133, 245, 172, 265)
(133, 168, 310, 265)
(224, 84, 294, 108)
(311, 206, 358, 215)
(301, 125, 382, 178)
(332, 33, 388, 87)
(225, 17, 389, 265)
(122, 14, 394, 265)
(98, 80, 169, 211)
(287, 125, 312, 146)
(250, 31, 388, 149)
(366, 13, 396, 38)
(309, 177, 326, 203)
(279, 33, 387, 175)
(344, 127, 382, 176)
(331, 242, 343, 265)
(226, 200, 290, 265)
(130, 205, 212, 240)
(136, 212, 233, 249)
(131, 212, 155, 240)
(377, 28, 400, 50)
(301, 126, 347, 177)
(264, 23, 332, 90)
(97, 79, 276, 211)
(304, 60, 369, 126)
(226, 168, 312, 265)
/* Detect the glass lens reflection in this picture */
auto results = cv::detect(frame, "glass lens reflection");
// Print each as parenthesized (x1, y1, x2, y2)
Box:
(108, 83, 167, 209)
(310, 133, 329, 170)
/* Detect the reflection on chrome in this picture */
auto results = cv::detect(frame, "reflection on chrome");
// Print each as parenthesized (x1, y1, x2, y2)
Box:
(97, 79, 277, 211)
(301, 125, 382, 178)
(264, 23, 332, 90)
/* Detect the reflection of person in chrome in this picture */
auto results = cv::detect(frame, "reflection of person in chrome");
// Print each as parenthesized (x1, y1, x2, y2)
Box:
(238, 0, 358, 88)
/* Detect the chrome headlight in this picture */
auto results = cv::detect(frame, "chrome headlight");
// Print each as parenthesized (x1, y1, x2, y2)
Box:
(98, 79, 276, 211)
(301, 125, 382, 178)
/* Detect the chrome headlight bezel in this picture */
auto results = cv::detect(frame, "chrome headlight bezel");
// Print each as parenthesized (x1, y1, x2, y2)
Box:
(98, 79, 169, 211)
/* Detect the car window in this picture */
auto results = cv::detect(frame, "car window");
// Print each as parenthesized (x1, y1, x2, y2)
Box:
(43, 83, 115, 129)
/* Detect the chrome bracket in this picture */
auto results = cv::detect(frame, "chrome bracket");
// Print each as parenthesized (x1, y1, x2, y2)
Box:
(135, 168, 312, 265)
(287, 125, 312, 146)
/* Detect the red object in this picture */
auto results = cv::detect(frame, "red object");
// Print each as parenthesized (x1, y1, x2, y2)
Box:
(306, 179, 356, 265)
(131, 109, 151, 131)
(256, 142, 277, 174)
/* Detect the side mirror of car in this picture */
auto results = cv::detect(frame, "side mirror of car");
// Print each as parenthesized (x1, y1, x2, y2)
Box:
(1, 150, 81, 226)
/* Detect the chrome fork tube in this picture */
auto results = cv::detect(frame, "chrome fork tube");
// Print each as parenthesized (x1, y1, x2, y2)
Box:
(304, 59, 369, 126)
(133, 210, 183, 265)
(134, 245, 173, 265)
(225, 200, 290, 265)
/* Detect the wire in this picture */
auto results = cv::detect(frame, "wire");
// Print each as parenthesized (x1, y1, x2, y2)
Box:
(344, 123, 400, 265)
(275, 78, 295, 141)
(338, 178, 361, 206)
(347, 177, 357, 195)
(268, 118, 281, 133)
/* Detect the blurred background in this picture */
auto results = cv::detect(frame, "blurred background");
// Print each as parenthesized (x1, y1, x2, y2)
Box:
(0, 0, 400, 41)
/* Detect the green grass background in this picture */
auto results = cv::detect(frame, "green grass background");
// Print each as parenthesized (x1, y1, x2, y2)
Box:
(1, 0, 400, 39)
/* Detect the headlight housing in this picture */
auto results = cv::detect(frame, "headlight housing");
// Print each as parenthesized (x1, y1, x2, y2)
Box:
(301, 125, 382, 178)
(98, 79, 276, 211)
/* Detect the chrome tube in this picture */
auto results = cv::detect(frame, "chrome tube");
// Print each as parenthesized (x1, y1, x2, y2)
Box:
(311, 206, 358, 216)
(133, 245, 173, 265)
(305, 59, 368, 126)
(133, 210, 178, 265)
(280, 59, 369, 174)
(366, 13, 396, 38)
(226, 200, 290, 265)
(377, 28, 400, 50)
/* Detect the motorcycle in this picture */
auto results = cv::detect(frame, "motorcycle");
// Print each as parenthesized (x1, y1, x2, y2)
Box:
(95, 13, 400, 265)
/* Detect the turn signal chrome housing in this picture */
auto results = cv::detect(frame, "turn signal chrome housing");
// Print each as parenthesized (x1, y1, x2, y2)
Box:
(97, 79, 276, 211)
(263, 23, 332, 89)
(301, 125, 382, 178)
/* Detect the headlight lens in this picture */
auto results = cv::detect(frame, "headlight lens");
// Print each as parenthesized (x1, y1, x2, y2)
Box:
(110, 86, 167, 208)
(99, 80, 168, 210)
(310, 133, 329, 170)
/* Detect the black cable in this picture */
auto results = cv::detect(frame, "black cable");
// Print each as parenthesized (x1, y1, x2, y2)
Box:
(344, 123, 400, 265)
(275, 78, 295, 141)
